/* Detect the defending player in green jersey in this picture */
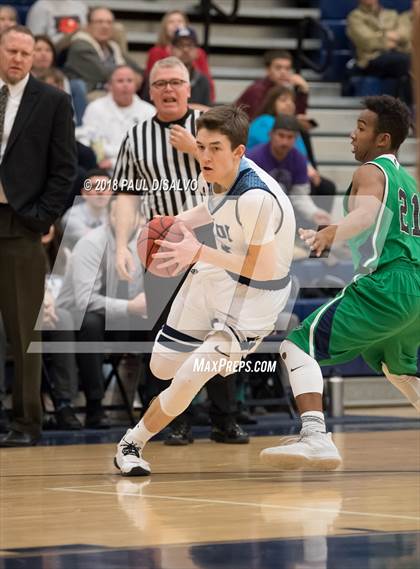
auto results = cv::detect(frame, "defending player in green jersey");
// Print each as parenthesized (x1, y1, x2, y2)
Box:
(260, 95, 420, 471)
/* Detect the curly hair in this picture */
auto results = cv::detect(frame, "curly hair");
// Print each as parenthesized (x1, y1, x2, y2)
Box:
(363, 95, 411, 151)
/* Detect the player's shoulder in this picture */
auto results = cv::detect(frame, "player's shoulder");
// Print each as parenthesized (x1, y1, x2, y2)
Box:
(352, 161, 386, 185)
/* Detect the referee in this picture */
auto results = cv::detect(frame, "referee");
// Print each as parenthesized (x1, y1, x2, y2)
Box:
(113, 57, 248, 445)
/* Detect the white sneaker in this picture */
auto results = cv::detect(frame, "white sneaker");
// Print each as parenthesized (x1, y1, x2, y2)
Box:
(114, 430, 151, 476)
(260, 432, 342, 471)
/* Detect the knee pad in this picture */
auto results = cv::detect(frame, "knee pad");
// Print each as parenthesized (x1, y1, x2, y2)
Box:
(280, 339, 324, 397)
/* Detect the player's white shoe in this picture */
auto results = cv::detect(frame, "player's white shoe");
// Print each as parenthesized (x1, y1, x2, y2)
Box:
(260, 432, 342, 471)
(114, 430, 151, 476)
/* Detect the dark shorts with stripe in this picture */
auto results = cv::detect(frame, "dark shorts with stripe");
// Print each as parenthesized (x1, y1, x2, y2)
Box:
(287, 264, 420, 375)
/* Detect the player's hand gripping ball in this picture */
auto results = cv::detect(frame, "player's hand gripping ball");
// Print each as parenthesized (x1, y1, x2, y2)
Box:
(137, 216, 185, 277)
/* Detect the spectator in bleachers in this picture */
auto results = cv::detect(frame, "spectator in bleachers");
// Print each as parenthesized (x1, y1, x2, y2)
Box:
(248, 87, 336, 214)
(32, 34, 87, 124)
(170, 27, 211, 108)
(0, 5, 18, 32)
(247, 85, 307, 152)
(65, 6, 140, 97)
(78, 65, 155, 170)
(236, 50, 309, 121)
(55, 197, 147, 428)
(145, 10, 215, 102)
(26, 0, 88, 49)
(40, 223, 82, 430)
(247, 114, 331, 227)
(398, 2, 415, 53)
(346, 0, 411, 103)
(61, 169, 112, 249)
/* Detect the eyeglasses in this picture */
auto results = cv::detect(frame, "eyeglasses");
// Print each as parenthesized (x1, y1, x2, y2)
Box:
(151, 79, 188, 90)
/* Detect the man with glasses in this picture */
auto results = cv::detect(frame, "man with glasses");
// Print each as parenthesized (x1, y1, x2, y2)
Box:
(113, 57, 249, 446)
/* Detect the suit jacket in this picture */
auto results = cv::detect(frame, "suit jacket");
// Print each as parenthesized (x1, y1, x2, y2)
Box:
(0, 74, 77, 233)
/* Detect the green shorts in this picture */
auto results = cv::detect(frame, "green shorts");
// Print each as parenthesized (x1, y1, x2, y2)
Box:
(288, 263, 420, 375)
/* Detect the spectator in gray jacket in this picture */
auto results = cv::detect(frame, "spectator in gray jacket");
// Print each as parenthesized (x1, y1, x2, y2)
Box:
(65, 6, 140, 95)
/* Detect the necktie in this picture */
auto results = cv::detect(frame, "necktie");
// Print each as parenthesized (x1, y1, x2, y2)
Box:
(0, 84, 10, 154)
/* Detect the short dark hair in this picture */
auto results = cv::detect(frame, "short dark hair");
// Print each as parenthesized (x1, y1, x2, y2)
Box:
(363, 95, 410, 150)
(86, 168, 111, 179)
(0, 24, 34, 43)
(263, 50, 293, 67)
(196, 105, 249, 149)
(272, 113, 300, 133)
(34, 34, 56, 64)
(88, 6, 114, 23)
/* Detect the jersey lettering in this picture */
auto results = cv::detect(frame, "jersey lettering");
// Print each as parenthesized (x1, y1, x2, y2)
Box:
(215, 224, 233, 242)
(398, 188, 420, 236)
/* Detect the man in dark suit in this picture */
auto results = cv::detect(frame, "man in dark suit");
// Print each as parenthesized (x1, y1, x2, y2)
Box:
(0, 26, 77, 447)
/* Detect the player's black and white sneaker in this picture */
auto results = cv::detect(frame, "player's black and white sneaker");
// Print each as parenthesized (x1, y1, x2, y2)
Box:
(260, 432, 342, 471)
(114, 430, 151, 476)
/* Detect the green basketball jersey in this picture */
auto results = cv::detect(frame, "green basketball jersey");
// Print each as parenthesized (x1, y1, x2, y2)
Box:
(344, 154, 420, 274)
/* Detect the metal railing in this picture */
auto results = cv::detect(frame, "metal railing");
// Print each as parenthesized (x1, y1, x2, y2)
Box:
(198, 0, 241, 53)
(295, 16, 334, 75)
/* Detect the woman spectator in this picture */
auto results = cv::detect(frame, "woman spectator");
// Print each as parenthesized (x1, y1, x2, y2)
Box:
(32, 34, 87, 125)
(145, 10, 214, 102)
(248, 85, 336, 214)
(247, 85, 307, 154)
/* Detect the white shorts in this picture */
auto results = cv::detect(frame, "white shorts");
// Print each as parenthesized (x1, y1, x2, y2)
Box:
(155, 262, 291, 357)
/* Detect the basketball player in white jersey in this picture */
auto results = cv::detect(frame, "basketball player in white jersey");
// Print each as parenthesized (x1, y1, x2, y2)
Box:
(114, 105, 296, 476)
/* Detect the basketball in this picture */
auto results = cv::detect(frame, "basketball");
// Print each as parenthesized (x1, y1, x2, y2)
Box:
(137, 216, 185, 277)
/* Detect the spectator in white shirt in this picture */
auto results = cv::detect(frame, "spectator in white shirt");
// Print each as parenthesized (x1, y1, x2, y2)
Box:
(61, 169, 112, 249)
(78, 65, 155, 170)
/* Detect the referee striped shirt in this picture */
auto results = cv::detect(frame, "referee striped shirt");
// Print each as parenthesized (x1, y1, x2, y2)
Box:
(113, 108, 204, 219)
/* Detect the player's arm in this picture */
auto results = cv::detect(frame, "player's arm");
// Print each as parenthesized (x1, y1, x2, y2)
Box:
(300, 163, 384, 256)
(200, 240, 276, 281)
(115, 194, 139, 281)
(155, 191, 278, 280)
(175, 202, 213, 229)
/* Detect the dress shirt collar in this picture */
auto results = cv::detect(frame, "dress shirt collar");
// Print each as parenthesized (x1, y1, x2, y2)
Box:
(0, 73, 30, 98)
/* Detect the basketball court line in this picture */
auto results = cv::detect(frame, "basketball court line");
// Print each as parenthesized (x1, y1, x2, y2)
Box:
(48, 484, 420, 522)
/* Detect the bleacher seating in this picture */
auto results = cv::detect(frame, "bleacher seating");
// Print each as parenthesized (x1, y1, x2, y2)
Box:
(320, 0, 411, 89)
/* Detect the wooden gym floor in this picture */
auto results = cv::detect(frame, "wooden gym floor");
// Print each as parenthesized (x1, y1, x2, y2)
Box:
(1, 416, 419, 568)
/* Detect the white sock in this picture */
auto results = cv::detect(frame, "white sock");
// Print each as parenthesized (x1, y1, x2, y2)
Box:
(128, 419, 156, 448)
(301, 410, 326, 435)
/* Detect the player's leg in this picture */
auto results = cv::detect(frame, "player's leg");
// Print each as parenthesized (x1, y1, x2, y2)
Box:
(114, 330, 235, 476)
(382, 364, 420, 411)
(362, 327, 420, 412)
(260, 338, 342, 470)
(260, 289, 356, 470)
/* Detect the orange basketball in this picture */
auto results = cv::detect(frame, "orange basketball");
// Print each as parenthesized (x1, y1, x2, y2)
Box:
(137, 216, 185, 277)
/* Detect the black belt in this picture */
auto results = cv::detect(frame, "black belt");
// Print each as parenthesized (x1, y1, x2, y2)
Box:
(226, 271, 291, 291)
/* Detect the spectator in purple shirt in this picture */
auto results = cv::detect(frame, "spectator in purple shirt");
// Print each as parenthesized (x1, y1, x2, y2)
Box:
(247, 114, 331, 227)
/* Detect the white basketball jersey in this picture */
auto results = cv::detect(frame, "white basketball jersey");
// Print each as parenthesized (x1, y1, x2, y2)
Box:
(202, 157, 296, 283)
